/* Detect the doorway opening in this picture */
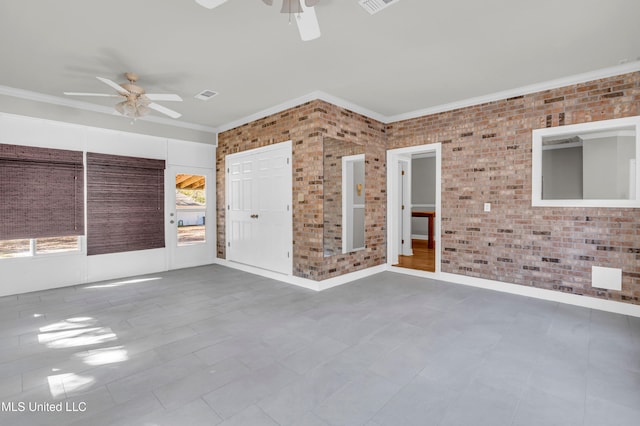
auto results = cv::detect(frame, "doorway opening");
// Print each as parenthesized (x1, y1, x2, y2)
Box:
(387, 144, 441, 273)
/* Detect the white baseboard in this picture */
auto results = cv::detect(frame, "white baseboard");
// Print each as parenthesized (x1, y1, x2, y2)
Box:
(214, 258, 386, 292)
(317, 264, 388, 291)
(438, 271, 640, 318)
(213, 258, 640, 318)
(411, 234, 428, 240)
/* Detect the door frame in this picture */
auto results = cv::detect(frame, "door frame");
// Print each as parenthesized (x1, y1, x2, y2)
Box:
(387, 143, 442, 273)
(224, 140, 293, 275)
(342, 153, 365, 253)
(166, 165, 216, 270)
(398, 157, 412, 256)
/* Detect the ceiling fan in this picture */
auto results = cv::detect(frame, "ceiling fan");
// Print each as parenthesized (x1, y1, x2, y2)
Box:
(64, 72, 183, 120)
(195, 0, 321, 41)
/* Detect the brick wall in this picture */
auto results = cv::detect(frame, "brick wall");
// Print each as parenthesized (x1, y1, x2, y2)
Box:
(387, 71, 640, 304)
(217, 72, 639, 305)
(217, 100, 386, 281)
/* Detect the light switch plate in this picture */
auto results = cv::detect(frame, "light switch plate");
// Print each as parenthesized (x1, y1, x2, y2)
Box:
(484, 203, 491, 212)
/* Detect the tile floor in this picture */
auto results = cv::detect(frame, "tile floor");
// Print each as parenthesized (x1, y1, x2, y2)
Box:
(0, 265, 639, 425)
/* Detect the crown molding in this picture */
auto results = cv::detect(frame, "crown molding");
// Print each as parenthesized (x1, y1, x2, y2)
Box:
(216, 90, 388, 133)
(385, 61, 640, 123)
(218, 62, 640, 132)
(0, 85, 218, 134)
(2, 62, 639, 137)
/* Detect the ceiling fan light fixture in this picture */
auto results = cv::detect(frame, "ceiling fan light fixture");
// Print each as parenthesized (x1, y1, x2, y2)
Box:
(115, 98, 150, 120)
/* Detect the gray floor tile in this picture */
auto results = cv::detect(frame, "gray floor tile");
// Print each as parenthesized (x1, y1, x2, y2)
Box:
(419, 347, 487, 392)
(106, 353, 206, 404)
(439, 381, 519, 426)
(0, 264, 638, 426)
(586, 364, 640, 410)
(258, 363, 354, 425)
(584, 395, 640, 426)
(512, 386, 584, 426)
(202, 362, 300, 419)
(134, 398, 223, 426)
(313, 372, 401, 426)
(218, 405, 279, 426)
(0, 373, 22, 398)
(283, 336, 348, 375)
(153, 358, 249, 410)
(371, 375, 459, 426)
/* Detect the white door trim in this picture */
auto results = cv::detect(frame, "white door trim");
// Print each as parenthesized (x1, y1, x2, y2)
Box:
(387, 143, 442, 273)
(342, 153, 365, 253)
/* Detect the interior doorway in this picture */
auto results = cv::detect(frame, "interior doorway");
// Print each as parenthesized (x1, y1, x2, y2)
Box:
(387, 144, 441, 273)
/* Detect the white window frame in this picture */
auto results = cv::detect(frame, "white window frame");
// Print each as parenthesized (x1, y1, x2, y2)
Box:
(0, 236, 84, 260)
(532, 116, 640, 208)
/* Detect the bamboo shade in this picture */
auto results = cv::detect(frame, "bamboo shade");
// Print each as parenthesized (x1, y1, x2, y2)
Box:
(0, 143, 84, 240)
(86, 152, 165, 256)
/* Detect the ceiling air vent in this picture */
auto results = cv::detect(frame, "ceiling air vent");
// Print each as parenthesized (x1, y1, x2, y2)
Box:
(194, 89, 218, 101)
(358, 0, 400, 15)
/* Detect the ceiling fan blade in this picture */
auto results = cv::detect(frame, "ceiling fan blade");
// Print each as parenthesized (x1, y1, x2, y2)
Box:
(305, 0, 320, 6)
(296, 2, 321, 41)
(64, 92, 121, 97)
(195, 0, 229, 9)
(96, 77, 129, 95)
(148, 102, 181, 119)
(145, 94, 183, 102)
(262, 0, 273, 5)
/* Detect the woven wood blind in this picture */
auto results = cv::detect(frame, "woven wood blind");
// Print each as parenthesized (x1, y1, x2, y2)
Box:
(86, 152, 165, 256)
(0, 144, 84, 240)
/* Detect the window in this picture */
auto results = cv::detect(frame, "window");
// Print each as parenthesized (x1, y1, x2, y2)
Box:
(0, 144, 84, 258)
(532, 116, 640, 207)
(86, 152, 165, 255)
(175, 174, 206, 246)
(0, 237, 80, 259)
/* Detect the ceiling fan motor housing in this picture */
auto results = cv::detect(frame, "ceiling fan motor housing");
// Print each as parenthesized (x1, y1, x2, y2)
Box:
(120, 83, 145, 96)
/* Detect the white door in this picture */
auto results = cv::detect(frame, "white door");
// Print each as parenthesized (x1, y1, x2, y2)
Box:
(226, 141, 292, 275)
(167, 166, 215, 270)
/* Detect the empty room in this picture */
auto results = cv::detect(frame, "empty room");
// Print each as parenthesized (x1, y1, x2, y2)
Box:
(1, 1, 639, 425)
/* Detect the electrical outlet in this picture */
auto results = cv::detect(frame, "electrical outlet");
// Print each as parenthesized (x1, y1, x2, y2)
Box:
(484, 203, 491, 212)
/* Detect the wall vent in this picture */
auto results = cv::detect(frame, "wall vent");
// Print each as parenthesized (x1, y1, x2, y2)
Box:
(358, 0, 400, 15)
(194, 89, 218, 101)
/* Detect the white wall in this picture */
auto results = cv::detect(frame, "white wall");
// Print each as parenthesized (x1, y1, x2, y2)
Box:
(0, 112, 216, 297)
(617, 136, 635, 199)
(411, 157, 436, 236)
(542, 146, 583, 199)
(583, 135, 636, 199)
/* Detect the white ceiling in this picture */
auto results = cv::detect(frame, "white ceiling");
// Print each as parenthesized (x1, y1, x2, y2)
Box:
(1, 0, 639, 130)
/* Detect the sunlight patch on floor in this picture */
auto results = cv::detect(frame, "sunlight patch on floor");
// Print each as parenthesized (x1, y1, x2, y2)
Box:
(76, 346, 129, 366)
(84, 277, 162, 289)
